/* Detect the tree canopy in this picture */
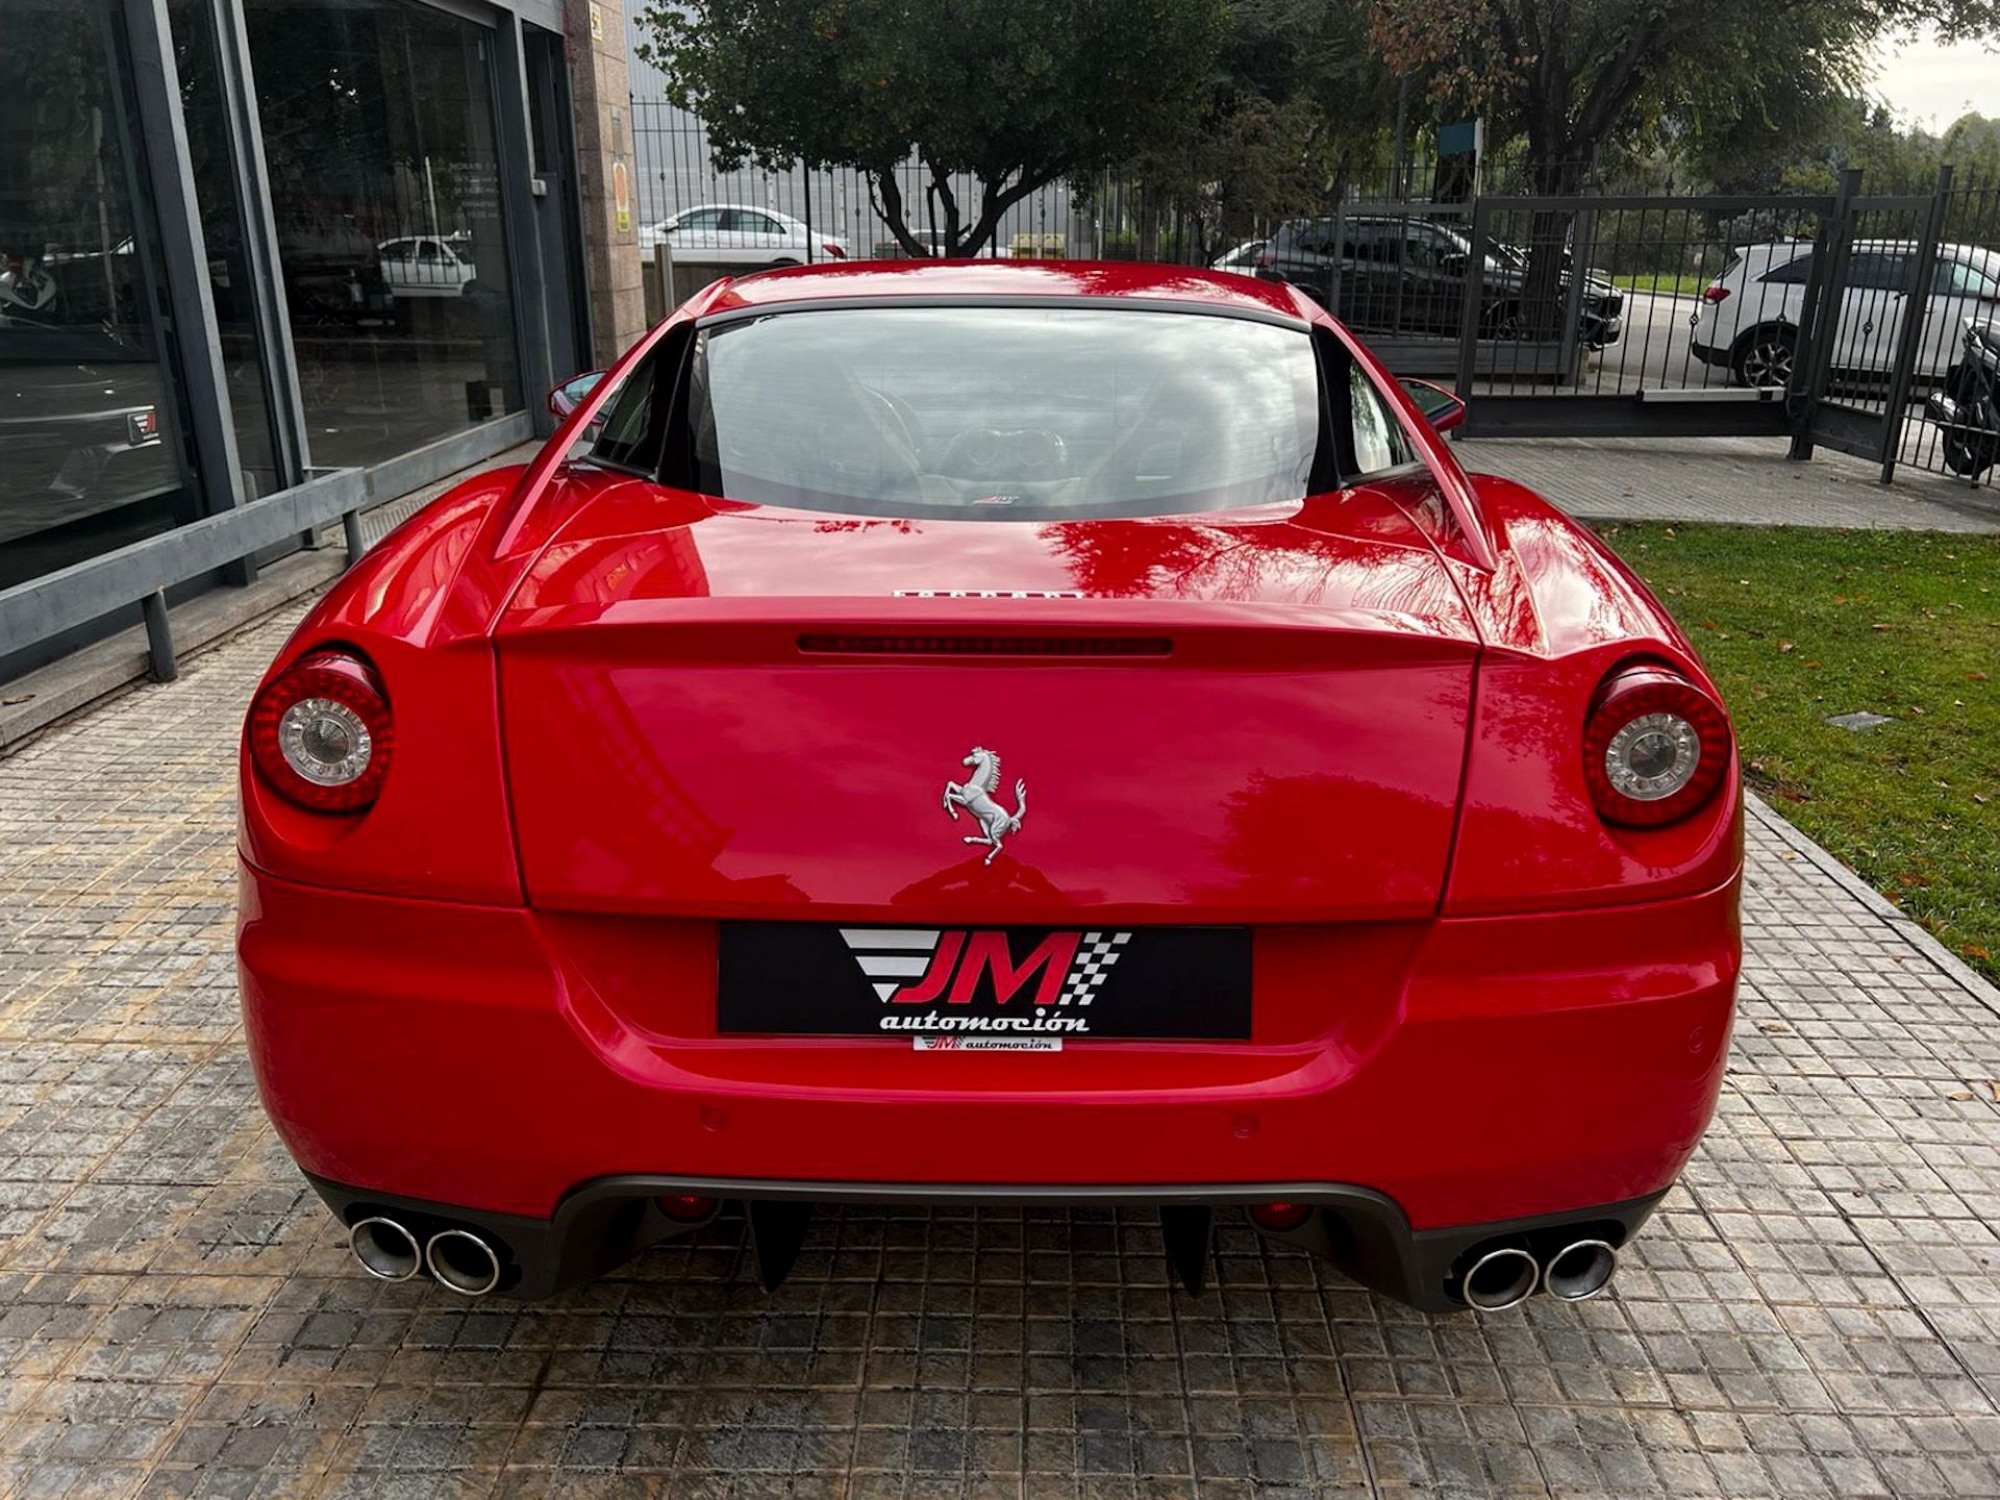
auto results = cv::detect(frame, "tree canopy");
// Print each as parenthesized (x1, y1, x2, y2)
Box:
(637, 0, 1228, 256)
(1369, 0, 2000, 190)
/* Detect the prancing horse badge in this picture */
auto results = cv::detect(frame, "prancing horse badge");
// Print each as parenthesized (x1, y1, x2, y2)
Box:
(940, 746, 1027, 864)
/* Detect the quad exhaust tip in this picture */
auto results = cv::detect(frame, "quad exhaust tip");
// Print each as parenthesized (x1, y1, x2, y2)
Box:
(349, 1217, 422, 1282)
(1461, 1245, 1539, 1311)
(1543, 1237, 1618, 1302)
(426, 1228, 503, 1297)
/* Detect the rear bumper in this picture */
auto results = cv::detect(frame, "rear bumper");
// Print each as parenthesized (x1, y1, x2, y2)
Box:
(306, 1168, 1667, 1312)
(1690, 336, 1731, 369)
(239, 862, 1738, 1301)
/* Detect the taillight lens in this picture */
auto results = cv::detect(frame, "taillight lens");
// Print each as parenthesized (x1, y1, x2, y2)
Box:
(248, 648, 393, 812)
(822, 241, 846, 259)
(1582, 667, 1730, 828)
(1701, 284, 1731, 303)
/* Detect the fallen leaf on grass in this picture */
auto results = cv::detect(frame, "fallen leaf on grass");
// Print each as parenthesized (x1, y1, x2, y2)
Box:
(1871, 622, 1893, 631)
(1969, 671, 1991, 682)
(1778, 641, 1795, 653)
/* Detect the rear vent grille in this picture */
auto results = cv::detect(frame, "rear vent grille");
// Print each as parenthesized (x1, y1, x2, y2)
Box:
(797, 634, 1172, 658)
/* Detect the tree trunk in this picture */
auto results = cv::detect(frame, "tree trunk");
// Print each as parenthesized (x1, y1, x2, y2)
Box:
(871, 170, 931, 258)
(1516, 130, 1581, 343)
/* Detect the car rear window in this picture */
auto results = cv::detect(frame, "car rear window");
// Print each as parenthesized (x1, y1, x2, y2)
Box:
(683, 306, 1320, 520)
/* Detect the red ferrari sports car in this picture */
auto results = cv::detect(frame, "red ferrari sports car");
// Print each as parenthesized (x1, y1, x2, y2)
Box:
(237, 261, 1740, 1313)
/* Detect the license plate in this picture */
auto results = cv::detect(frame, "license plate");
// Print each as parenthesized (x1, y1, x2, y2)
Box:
(717, 923, 1251, 1040)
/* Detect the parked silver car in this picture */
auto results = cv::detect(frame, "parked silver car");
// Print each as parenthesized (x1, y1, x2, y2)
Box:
(637, 205, 848, 266)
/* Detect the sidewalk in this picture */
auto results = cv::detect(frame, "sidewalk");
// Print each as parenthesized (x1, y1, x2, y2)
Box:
(1462, 435, 2000, 532)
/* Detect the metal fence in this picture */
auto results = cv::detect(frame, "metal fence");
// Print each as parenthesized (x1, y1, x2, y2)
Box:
(631, 108, 2000, 491)
(1898, 177, 2000, 486)
(629, 104, 1594, 269)
(1273, 171, 1997, 488)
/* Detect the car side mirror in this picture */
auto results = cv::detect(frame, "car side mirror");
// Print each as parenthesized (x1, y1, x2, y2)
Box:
(548, 369, 606, 419)
(1399, 378, 1466, 434)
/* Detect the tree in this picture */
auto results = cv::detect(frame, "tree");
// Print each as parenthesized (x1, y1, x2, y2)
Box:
(1111, 0, 1408, 263)
(1368, 0, 1999, 195)
(1369, 0, 1996, 335)
(637, 0, 1228, 257)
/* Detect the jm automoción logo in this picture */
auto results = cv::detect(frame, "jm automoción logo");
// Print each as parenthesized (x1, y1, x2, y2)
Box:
(839, 928, 1131, 1017)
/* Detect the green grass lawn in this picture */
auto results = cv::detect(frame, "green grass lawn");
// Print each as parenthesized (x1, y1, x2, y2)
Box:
(1597, 523, 2000, 980)
(1609, 272, 1712, 298)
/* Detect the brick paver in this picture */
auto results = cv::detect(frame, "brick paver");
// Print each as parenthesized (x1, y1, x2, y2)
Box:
(1463, 436, 2000, 532)
(3, 604, 1999, 1498)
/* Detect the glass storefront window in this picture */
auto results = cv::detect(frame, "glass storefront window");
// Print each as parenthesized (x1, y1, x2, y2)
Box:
(170, 0, 284, 502)
(0, 1, 188, 591)
(244, 0, 522, 471)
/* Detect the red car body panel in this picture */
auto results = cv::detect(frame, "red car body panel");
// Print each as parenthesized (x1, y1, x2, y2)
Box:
(240, 862, 1735, 1232)
(237, 261, 1741, 1310)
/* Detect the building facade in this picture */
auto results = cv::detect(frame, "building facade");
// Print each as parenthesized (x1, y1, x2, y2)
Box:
(1, 0, 641, 677)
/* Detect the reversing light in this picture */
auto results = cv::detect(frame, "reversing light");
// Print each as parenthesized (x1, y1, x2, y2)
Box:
(248, 648, 393, 812)
(1582, 666, 1730, 828)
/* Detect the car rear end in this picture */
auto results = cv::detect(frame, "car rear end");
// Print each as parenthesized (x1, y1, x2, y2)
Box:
(237, 274, 1739, 1312)
(1691, 243, 1806, 371)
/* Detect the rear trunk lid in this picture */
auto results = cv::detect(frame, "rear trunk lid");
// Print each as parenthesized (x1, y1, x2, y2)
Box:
(493, 476, 1479, 924)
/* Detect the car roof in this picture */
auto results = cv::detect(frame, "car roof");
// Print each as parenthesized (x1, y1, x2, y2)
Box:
(700, 260, 1311, 319)
(676, 204, 797, 219)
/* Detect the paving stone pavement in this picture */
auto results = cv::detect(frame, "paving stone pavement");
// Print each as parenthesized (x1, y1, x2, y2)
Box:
(3, 604, 2000, 1499)
(1461, 437, 2000, 532)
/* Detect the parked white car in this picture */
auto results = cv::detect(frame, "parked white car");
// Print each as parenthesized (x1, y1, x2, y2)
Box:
(637, 205, 849, 266)
(1691, 239, 2000, 387)
(377, 235, 477, 298)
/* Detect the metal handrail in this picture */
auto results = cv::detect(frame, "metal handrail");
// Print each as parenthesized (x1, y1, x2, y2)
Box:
(0, 466, 366, 681)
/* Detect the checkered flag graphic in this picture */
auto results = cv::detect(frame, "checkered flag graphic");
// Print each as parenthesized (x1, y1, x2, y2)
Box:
(1057, 931, 1132, 1005)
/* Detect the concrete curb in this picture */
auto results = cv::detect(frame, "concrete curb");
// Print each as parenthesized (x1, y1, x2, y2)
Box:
(1745, 790, 2000, 1018)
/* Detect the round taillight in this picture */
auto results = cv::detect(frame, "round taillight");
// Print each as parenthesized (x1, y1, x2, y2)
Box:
(248, 649, 393, 812)
(1583, 667, 1730, 828)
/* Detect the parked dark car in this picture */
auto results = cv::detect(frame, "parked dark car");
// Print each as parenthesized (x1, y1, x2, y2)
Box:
(0, 323, 167, 508)
(1258, 216, 1624, 350)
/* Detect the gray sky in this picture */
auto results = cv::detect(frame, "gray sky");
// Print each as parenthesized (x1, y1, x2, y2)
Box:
(1868, 27, 1996, 128)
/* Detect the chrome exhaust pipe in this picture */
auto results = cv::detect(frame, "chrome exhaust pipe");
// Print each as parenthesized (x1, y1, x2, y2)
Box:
(349, 1217, 422, 1282)
(425, 1228, 502, 1297)
(1543, 1238, 1618, 1302)
(1460, 1245, 1539, 1311)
